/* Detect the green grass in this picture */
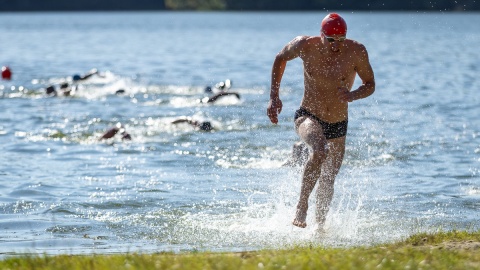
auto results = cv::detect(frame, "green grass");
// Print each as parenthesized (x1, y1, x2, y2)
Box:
(2, 230, 480, 270)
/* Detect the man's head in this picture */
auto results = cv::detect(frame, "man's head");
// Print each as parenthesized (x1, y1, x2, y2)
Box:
(199, 121, 213, 131)
(45, 85, 56, 95)
(321, 13, 347, 52)
(1, 66, 12, 80)
(321, 13, 347, 37)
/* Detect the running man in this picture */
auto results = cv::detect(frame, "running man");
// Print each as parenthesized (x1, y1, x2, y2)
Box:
(267, 13, 375, 228)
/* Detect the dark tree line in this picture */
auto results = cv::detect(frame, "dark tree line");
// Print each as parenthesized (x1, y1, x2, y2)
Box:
(0, 0, 165, 11)
(1, 0, 479, 11)
(225, 0, 480, 11)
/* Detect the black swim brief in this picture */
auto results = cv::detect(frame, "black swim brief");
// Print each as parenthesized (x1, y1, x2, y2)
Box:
(294, 107, 348, 140)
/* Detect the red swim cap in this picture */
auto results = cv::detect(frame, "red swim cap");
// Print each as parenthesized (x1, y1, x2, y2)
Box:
(321, 13, 347, 36)
(1, 66, 12, 80)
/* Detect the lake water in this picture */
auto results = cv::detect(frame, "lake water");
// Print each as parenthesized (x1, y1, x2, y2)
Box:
(0, 11, 479, 256)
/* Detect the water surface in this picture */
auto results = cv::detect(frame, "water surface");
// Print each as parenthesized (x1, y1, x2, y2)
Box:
(0, 11, 479, 256)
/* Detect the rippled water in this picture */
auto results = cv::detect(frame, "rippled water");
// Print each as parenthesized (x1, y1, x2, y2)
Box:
(0, 12, 479, 256)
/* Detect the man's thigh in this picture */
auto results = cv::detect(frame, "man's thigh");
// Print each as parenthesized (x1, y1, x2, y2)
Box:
(294, 116, 327, 147)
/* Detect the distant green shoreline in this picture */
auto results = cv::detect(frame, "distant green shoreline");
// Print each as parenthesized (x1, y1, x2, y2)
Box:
(2, 230, 479, 270)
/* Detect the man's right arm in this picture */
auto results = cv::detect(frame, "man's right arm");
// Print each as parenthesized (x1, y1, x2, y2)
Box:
(268, 36, 306, 124)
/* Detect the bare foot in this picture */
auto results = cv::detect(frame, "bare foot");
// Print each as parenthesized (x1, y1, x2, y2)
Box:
(292, 209, 307, 228)
(313, 224, 326, 237)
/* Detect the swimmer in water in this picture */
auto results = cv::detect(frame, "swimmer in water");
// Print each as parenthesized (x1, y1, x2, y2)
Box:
(99, 123, 132, 141)
(171, 117, 214, 131)
(72, 68, 104, 81)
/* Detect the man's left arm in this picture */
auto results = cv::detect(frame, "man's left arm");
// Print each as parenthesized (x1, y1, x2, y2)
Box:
(347, 44, 376, 102)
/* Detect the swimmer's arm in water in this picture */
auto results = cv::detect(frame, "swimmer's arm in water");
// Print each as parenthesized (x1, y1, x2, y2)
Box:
(99, 124, 131, 141)
(171, 117, 191, 125)
(172, 118, 205, 129)
(206, 92, 240, 103)
(99, 127, 119, 140)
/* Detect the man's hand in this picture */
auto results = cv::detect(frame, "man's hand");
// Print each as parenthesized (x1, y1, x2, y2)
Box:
(338, 86, 353, 103)
(267, 98, 283, 124)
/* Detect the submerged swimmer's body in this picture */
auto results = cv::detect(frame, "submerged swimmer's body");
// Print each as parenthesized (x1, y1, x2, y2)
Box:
(268, 13, 375, 229)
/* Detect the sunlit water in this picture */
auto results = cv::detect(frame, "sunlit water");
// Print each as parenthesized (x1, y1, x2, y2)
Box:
(0, 12, 479, 256)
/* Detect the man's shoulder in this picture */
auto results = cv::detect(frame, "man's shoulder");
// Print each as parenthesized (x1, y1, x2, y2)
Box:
(345, 39, 370, 65)
(347, 39, 368, 52)
(291, 35, 318, 44)
(290, 35, 320, 52)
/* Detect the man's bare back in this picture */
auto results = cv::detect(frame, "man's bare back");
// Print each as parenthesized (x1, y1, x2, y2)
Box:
(267, 13, 375, 229)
